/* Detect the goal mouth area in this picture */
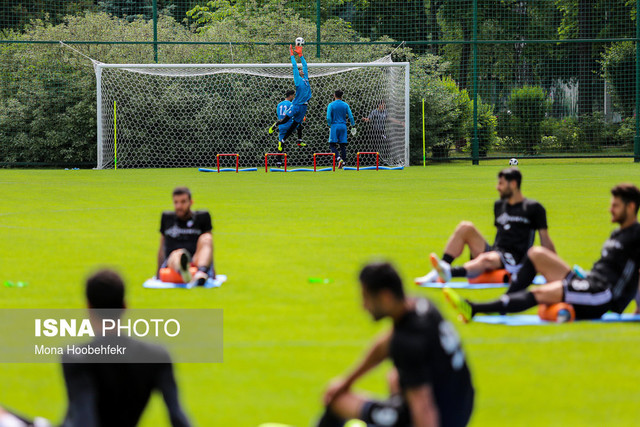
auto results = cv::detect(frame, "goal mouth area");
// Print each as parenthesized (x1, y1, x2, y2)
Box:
(94, 60, 409, 169)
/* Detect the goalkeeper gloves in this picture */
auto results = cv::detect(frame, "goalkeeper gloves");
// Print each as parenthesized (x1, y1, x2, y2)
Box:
(289, 44, 294, 56)
(351, 127, 357, 136)
(295, 45, 303, 57)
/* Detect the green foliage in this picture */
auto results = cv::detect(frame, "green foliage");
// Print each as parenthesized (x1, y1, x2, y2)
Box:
(474, 100, 498, 157)
(409, 54, 478, 161)
(505, 85, 550, 154)
(0, 12, 200, 165)
(601, 41, 635, 117)
(614, 116, 635, 146)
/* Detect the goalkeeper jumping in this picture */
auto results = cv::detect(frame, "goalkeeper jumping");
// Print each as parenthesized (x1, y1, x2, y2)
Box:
(269, 44, 312, 152)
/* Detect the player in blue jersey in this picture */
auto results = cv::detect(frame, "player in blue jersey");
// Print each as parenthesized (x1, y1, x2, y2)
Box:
(326, 90, 355, 169)
(268, 44, 312, 152)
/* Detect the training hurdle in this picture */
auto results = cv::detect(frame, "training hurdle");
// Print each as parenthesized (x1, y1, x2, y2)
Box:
(265, 153, 287, 172)
(356, 152, 380, 171)
(313, 153, 336, 171)
(216, 153, 239, 172)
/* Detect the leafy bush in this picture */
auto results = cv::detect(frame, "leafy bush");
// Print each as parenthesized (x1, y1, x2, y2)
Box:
(506, 85, 549, 154)
(601, 42, 635, 117)
(409, 54, 475, 162)
(615, 116, 635, 146)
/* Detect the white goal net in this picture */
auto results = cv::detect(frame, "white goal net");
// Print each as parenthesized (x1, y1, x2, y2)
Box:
(94, 58, 409, 169)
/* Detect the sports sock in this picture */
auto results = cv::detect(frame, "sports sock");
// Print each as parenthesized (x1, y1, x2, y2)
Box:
(339, 144, 347, 162)
(282, 121, 300, 141)
(329, 143, 340, 158)
(442, 253, 455, 264)
(451, 266, 467, 277)
(470, 291, 537, 315)
(506, 256, 536, 294)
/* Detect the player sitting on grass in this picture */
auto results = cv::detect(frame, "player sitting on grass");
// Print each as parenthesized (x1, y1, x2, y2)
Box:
(158, 187, 215, 286)
(416, 167, 555, 289)
(444, 183, 640, 322)
(326, 90, 355, 169)
(318, 261, 474, 427)
(268, 44, 311, 152)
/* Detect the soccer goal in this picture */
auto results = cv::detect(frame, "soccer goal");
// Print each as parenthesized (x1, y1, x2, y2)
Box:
(94, 58, 409, 169)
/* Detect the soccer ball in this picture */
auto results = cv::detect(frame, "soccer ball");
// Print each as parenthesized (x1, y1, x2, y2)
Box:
(295, 37, 305, 46)
(508, 158, 518, 166)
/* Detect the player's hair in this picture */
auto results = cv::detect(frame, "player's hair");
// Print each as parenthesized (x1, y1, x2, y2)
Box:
(335, 90, 344, 99)
(611, 183, 640, 214)
(86, 269, 125, 310)
(172, 186, 191, 199)
(359, 261, 405, 300)
(285, 89, 295, 98)
(498, 167, 522, 189)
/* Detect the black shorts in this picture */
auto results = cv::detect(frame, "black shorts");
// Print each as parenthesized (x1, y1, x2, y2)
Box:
(485, 243, 522, 275)
(361, 395, 411, 427)
(562, 272, 612, 319)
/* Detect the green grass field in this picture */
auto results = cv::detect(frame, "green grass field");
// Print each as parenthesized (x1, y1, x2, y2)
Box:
(1, 161, 640, 426)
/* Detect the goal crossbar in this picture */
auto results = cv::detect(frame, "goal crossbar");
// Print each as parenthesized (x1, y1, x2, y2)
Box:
(94, 61, 410, 169)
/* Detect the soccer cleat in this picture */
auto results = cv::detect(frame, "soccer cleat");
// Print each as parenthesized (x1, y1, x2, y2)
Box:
(297, 140, 307, 147)
(430, 253, 452, 282)
(414, 269, 440, 285)
(192, 270, 209, 287)
(337, 159, 344, 169)
(278, 140, 283, 152)
(442, 287, 473, 323)
(268, 122, 278, 134)
(178, 251, 192, 284)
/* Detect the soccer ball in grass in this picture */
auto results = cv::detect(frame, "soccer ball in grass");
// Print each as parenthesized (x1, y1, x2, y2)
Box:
(295, 37, 305, 46)
(509, 158, 518, 166)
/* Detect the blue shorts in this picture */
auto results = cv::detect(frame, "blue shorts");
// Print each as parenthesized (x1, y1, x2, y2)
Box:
(278, 121, 293, 140)
(286, 103, 307, 123)
(329, 124, 348, 144)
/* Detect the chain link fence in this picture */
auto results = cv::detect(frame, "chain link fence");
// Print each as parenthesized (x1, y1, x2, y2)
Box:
(1, 0, 639, 166)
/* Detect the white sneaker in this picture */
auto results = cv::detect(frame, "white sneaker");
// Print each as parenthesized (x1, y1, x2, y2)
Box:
(430, 253, 452, 282)
(414, 269, 440, 285)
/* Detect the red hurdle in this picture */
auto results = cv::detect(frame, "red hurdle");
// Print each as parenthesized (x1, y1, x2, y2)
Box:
(356, 152, 380, 171)
(313, 153, 336, 171)
(216, 153, 239, 173)
(265, 153, 287, 172)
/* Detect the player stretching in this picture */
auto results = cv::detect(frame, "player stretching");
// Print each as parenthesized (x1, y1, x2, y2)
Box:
(326, 90, 355, 169)
(444, 183, 640, 322)
(318, 261, 474, 427)
(416, 167, 555, 291)
(158, 187, 215, 286)
(268, 44, 311, 152)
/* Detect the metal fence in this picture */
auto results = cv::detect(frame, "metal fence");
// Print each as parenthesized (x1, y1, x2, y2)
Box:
(1, 0, 639, 166)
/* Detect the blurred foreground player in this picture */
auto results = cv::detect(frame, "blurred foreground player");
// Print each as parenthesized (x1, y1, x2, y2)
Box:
(444, 183, 640, 322)
(62, 269, 190, 426)
(318, 262, 474, 427)
(158, 187, 214, 286)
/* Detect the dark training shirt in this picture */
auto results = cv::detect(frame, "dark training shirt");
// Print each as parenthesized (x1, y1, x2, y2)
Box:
(160, 210, 212, 257)
(390, 298, 474, 427)
(493, 198, 548, 264)
(589, 222, 640, 313)
(62, 337, 190, 427)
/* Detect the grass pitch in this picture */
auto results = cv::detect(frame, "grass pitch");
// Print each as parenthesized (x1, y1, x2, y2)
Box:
(1, 160, 639, 426)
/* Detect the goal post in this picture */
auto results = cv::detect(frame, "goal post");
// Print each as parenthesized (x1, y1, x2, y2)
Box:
(94, 60, 410, 169)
